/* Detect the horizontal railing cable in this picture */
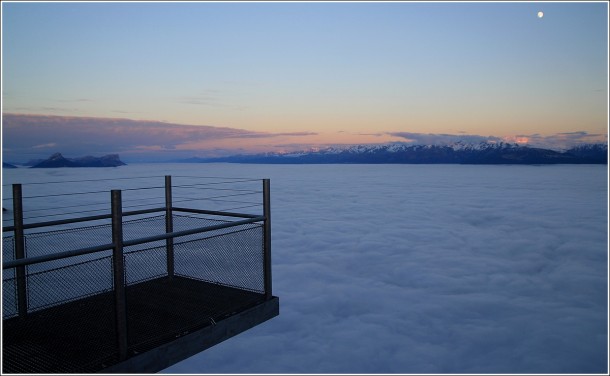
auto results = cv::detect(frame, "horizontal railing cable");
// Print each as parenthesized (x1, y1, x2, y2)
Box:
(4, 195, 165, 224)
(21, 207, 159, 223)
(20, 190, 112, 199)
(174, 191, 262, 202)
(16, 200, 109, 214)
(172, 179, 261, 187)
(172, 207, 261, 219)
(3, 207, 166, 232)
(117, 203, 162, 212)
(1, 175, 164, 187)
(172, 195, 260, 206)
(217, 204, 264, 212)
(18, 194, 162, 211)
(173, 185, 261, 193)
(20, 186, 164, 200)
(121, 186, 164, 192)
(172, 175, 261, 181)
(22, 208, 110, 222)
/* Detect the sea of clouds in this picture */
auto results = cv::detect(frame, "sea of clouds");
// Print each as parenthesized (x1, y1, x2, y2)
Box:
(2, 163, 608, 373)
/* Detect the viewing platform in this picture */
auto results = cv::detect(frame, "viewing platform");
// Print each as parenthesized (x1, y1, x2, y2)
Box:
(2, 176, 279, 373)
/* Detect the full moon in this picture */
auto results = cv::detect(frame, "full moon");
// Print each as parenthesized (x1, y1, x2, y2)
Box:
(537, 11, 544, 18)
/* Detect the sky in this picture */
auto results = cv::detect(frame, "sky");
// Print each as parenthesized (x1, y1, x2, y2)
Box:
(1, 1, 608, 161)
(2, 163, 608, 373)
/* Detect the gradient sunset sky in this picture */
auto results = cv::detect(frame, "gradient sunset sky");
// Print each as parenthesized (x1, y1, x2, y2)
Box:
(1, 1, 608, 161)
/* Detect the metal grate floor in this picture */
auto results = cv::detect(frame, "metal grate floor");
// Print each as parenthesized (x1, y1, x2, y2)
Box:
(2, 276, 265, 373)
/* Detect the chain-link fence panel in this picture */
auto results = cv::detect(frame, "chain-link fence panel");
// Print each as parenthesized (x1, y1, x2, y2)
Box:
(26, 255, 113, 312)
(122, 214, 166, 243)
(3, 235, 14, 261)
(24, 221, 112, 258)
(174, 223, 264, 293)
(3, 273, 17, 319)
(172, 213, 230, 231)
(2, 235, 17, 319)
(124, 245, 167, 285)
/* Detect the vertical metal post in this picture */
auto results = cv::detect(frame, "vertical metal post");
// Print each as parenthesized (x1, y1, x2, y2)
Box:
(111, 190, 128, 360)
(262, 179, 272, 300)
(165, 175, 174, 278)
(13, 184, 27, 318)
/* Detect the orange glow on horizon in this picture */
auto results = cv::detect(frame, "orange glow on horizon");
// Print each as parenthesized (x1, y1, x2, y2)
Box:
(515, 137, 530, 144)
(176, 131, 407, 155)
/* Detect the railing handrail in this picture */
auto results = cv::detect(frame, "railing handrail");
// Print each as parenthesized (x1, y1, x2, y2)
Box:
(3, 215, 265, 270)
(2, 207, 261, 233)
(2, 207, 166, 232)
(172, 207, 262, 219)
(123, 215, 265, 247)
(2, 243, 116, 270)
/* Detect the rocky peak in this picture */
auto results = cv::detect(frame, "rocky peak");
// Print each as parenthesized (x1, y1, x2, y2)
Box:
(31, 153, 126, 168)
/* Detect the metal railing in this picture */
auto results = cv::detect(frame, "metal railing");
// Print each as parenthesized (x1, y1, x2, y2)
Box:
(2, 175, 272, 364)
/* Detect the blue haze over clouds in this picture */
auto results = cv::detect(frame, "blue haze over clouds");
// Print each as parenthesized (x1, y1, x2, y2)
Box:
(2, 163, 607, 373)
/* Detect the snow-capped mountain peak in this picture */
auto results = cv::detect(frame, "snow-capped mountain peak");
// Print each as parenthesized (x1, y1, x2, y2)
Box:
(179, 142, 607, 165)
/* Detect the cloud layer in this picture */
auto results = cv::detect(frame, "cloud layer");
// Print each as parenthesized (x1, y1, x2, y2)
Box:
(2, 163, 607, 373)
(389, 131, 608, 149)
(1, 114, 282, 161)
(389, 131, 504, 145)
(200, 164, 606, 374)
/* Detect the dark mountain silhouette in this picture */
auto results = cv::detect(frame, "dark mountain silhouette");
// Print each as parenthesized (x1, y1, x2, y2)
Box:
(177, 142, 608, 165)
(31, 153, 127, 168)
(563, 144, 608, 164)
(2, 162, 18, 169)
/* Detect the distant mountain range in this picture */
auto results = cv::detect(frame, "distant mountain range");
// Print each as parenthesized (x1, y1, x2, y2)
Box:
(28, 153, 127, 168)
(176, 142, 608, 165)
